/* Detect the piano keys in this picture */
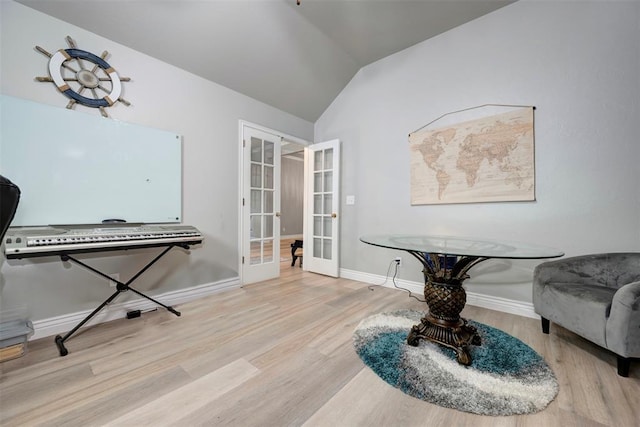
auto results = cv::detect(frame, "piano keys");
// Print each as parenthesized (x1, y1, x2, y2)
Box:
(3, 224, 203, 259)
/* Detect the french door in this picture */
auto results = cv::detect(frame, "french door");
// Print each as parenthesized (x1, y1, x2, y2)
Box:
(304, 139, 340, 277)
(241, 125, 281, 285)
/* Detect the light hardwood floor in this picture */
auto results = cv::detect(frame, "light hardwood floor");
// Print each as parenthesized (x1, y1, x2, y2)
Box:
(1, 259, 638, 426)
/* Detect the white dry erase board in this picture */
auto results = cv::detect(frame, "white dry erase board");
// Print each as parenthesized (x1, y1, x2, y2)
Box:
(0, 95, 182, 226)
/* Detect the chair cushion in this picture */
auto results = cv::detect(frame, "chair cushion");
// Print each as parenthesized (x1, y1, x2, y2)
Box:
(539, 282, 617, 348)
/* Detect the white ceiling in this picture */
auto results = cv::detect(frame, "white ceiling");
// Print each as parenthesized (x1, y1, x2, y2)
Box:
(18, 0, 514, 122)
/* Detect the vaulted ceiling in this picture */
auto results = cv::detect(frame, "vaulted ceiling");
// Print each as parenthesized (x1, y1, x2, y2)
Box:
(18, 0, 514, 122)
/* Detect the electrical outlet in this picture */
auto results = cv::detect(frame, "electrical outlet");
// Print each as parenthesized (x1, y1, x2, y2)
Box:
(108, 273, 120, 287)
(394, 256, 402, 267)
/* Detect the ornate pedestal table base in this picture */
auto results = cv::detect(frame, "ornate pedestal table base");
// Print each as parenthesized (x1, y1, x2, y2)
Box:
(407, 282, 483, 365)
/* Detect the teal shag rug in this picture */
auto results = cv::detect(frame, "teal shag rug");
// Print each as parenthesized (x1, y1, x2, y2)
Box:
(353, 310, 558, 416)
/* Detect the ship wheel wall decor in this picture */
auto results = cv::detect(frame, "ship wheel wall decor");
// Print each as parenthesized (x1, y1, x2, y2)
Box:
(35, 36, 131, 118)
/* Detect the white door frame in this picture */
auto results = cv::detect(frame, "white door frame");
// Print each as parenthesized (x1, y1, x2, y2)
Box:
(238, 120, 310, 284)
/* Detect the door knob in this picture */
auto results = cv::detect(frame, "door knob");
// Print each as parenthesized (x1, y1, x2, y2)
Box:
(331, 213, 337, 218)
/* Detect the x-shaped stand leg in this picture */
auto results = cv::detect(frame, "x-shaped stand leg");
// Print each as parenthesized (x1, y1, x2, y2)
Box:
(54, 245, 184, 356)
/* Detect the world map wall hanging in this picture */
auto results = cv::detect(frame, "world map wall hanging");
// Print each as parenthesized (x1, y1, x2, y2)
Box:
(408, 105, 535, 205)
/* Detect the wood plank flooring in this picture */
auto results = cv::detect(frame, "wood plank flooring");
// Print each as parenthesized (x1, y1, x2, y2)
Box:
(1, 259, 638, 426)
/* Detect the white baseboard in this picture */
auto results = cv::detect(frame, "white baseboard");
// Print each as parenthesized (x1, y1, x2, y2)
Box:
(281, 234, 303, 240)
(31, 270, 537, 342)
(30, 276, 241, 340)
(340, 268, 537, 319)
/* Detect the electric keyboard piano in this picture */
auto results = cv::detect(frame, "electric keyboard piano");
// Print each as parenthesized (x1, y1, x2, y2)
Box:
(2, 224, 203, 356)
(3, 224, 203, 258)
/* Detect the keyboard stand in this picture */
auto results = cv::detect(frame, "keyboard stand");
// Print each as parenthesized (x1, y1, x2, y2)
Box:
(54, 243, 188, 356)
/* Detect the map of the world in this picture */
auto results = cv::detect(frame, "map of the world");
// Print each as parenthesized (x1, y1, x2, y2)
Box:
(409, 107, 535, 205)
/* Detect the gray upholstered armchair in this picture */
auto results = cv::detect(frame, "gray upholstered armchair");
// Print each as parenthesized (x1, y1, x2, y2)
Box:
(533, 253, 640, 377)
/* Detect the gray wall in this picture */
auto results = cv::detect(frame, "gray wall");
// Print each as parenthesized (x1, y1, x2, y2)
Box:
(280, 156, 304, 237)
(2, 0, 639, 326)
(0, 1, 313, 322)
(315, 0, 640, 303)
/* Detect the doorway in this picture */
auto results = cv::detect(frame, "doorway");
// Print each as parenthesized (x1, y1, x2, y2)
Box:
(239, 121, 307, 285)
(280, 141, 305, 254)
(239, 123, 341, 283)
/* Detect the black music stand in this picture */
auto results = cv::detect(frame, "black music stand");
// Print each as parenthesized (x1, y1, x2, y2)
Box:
(54, 243, 190, 356)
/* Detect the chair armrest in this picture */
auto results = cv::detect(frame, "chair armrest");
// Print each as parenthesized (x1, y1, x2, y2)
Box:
(612, 281, 640, 309)
(606, 281, 640, 357)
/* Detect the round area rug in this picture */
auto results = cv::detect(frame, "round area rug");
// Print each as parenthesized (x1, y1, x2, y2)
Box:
(353, 310, 558, 416)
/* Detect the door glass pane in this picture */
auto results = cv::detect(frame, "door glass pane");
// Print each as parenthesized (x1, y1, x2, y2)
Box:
(263, 240, 273, 263)
(324, 148, 333, 169)
(313, 216, 322, 236)
(323, 194, 332, 215)
(314, 194, 322, 214)
(314, 151, 322, 171)
(251, 164, 262, 187)
(251, 137, 262, 162)
(264, 191, 273, 213)
(314, 237, 322, 258)
(264, 165, 274, 189)
(323, 239, 332, 260)
(250, 241, 261, 265)
(264, 141, 274, 165)
(265, 215, 273, 238)
(250, 190, 261, 213)
(314, 172, 322, 192)
(251, 215, 261, 239)
(323, 217, 332, 237)
(323, 171, 332, 192)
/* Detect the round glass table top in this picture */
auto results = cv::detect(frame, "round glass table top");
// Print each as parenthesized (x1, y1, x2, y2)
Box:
(360, 234, 564, 259)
